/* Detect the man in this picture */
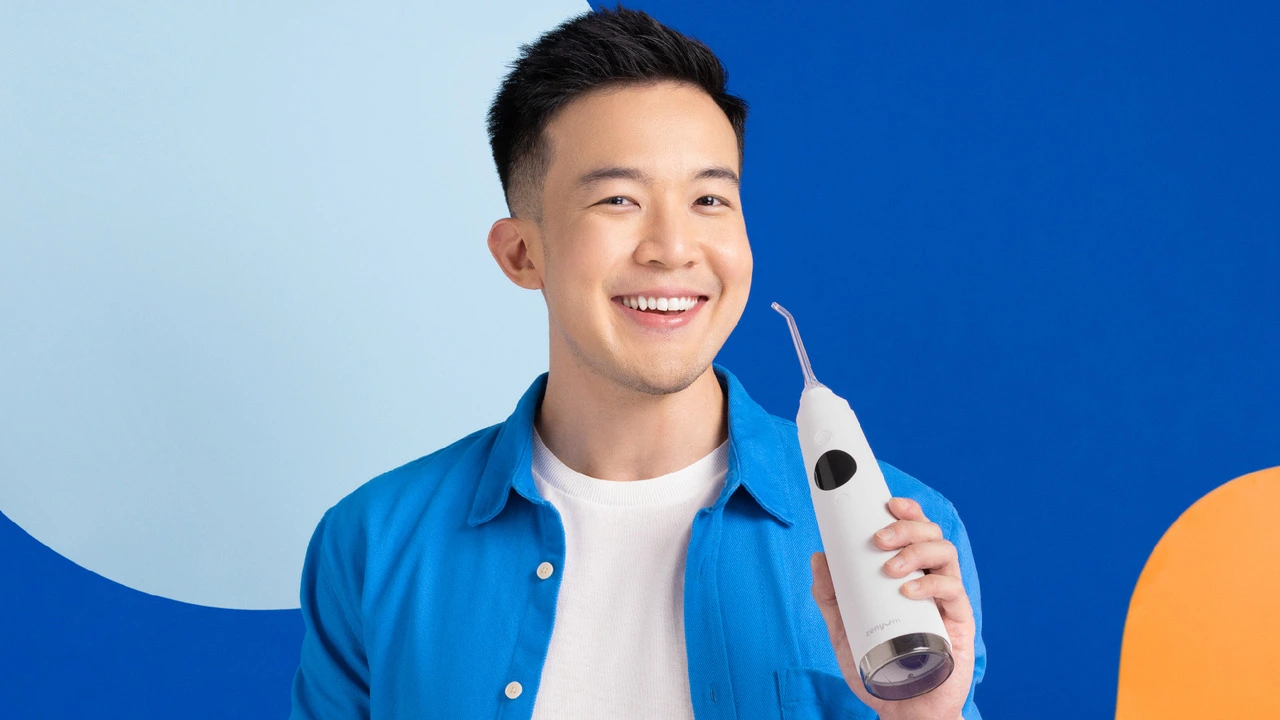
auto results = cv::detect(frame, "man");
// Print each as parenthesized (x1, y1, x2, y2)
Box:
(291, 7, 984, 719)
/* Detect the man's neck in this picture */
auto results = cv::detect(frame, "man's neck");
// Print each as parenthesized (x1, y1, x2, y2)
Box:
(535, 359, 729, 483)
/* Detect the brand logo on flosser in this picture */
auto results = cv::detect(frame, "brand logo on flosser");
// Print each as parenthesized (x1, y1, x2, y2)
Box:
(866, 618, 902, 638)
(0, 0, 587, 610)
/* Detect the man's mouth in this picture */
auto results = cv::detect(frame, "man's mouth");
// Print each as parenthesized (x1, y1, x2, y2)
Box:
(615, 295, 706, 315)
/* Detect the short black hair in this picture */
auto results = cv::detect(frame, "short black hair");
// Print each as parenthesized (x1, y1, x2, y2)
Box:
(486, 6, 748, 220)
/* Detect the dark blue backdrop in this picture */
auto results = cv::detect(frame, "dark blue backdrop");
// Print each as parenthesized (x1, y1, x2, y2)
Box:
(3, 2, 1277, 718)
(693, 1, 1280, 716)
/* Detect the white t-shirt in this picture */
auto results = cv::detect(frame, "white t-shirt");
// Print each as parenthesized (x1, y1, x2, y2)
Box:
(529, 429, 728, 720)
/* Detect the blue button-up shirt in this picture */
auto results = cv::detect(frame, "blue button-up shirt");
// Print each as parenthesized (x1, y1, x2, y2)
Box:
(291, 365, 985, 719)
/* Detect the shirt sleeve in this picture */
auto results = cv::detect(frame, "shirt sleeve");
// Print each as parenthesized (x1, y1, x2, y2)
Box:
(945, 500, 985, 720)
(290, 508, 372, 720)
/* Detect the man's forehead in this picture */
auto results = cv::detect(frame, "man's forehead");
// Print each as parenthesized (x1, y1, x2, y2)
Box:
(544, 82, 733, 143)
(540, 83, 739, 183)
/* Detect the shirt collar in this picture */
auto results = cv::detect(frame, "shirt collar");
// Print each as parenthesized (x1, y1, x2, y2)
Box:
(468, 364, 797, 528)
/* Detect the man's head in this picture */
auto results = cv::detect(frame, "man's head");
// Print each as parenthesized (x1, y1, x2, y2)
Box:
(485, 7, 752, 397)
(487, 7, 747, 222)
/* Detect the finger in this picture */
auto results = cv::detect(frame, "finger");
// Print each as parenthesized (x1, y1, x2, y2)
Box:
(882, 539, 960, 578)
(901, 573, 975, 626)
(873, 518, 943, 550)
(887, 496, 929, 522)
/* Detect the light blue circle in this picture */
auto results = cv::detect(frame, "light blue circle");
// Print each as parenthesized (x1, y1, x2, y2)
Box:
(0, 1, 590, 609)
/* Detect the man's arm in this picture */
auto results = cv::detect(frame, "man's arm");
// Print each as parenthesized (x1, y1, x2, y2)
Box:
(290, 509, 372, 720)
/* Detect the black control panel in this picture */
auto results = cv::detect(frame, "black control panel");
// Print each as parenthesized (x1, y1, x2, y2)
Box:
(814, 449, 857, 491)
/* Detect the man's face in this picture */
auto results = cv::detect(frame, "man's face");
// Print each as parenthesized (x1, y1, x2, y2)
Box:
(531, 81, 752, 396)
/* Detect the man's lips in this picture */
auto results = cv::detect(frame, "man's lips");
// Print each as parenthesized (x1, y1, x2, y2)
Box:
(611, 293, 709, 328)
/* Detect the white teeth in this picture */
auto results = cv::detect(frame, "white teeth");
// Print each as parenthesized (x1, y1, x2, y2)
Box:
(620, 295, 700, 312)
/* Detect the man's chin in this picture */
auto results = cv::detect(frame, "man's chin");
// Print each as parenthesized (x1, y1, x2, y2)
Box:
(619, 360, 713, 397)
(559, 331, 718, 397)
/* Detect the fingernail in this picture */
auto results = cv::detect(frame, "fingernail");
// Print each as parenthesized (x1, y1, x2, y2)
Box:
(903, 580, 920, 596)
(875, 527, 895, 542)
(887, 557, 905, 572)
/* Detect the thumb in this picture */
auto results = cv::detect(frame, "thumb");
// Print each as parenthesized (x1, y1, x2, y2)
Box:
(810, 552, 847, 642)
(811, 552, 881, 709)
(810, 551, 839, 609)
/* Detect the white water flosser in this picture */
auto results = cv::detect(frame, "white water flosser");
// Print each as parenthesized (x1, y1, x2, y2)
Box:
(772, 302, 954, 701)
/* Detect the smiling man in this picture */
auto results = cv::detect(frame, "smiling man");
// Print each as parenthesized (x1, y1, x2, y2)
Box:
(291, 7, 984, 720)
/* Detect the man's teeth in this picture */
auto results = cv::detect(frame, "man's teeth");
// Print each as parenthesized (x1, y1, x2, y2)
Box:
(620, 296, 699, 312)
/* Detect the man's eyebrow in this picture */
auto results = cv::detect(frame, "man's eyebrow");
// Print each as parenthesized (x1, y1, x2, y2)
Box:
(694, 166, 741, 188)
(574, 165, 741, 190)
(575, 167, 652, 189)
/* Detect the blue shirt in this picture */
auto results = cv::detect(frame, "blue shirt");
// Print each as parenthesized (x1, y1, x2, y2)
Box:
(290, 365, 986, 719)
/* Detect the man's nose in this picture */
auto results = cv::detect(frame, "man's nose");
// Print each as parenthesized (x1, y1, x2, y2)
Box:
(633, 202, 699, 268)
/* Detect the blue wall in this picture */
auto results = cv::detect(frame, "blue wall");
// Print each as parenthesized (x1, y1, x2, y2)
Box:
(664, 2, 1280, 717)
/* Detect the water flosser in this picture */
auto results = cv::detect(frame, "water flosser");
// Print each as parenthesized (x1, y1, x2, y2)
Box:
(772, 303, 954, 701)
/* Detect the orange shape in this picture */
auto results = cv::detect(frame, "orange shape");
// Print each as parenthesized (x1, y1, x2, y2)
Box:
(1117, 465, 1280, 719)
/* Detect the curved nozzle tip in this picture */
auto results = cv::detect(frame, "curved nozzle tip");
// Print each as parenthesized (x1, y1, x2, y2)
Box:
(772, 302, 823, 390)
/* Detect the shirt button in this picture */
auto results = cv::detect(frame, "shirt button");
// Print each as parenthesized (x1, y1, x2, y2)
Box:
(536, 562, 554, 580)
(505, 681, 523, 699)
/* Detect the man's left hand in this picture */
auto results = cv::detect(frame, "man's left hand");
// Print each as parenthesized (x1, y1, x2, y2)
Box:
(810, 496, 976, 720)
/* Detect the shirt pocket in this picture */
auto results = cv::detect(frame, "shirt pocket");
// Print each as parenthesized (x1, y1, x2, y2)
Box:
(776, 667, 877, 720)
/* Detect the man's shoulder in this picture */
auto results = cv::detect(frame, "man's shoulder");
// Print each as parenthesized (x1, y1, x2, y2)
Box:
(321, 422, 503, 535)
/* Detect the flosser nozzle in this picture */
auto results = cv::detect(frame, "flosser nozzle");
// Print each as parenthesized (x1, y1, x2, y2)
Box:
(771, 302, 824, 391)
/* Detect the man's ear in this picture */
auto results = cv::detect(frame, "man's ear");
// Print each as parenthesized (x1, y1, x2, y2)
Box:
(487, 217, 544, 290)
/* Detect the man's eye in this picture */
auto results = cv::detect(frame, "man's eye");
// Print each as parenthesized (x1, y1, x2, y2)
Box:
(600, 196, 633, 206)
(696, 196, 726, 207)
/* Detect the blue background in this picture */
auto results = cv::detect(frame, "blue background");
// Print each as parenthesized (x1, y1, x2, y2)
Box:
(3, 1, 1278, 718)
